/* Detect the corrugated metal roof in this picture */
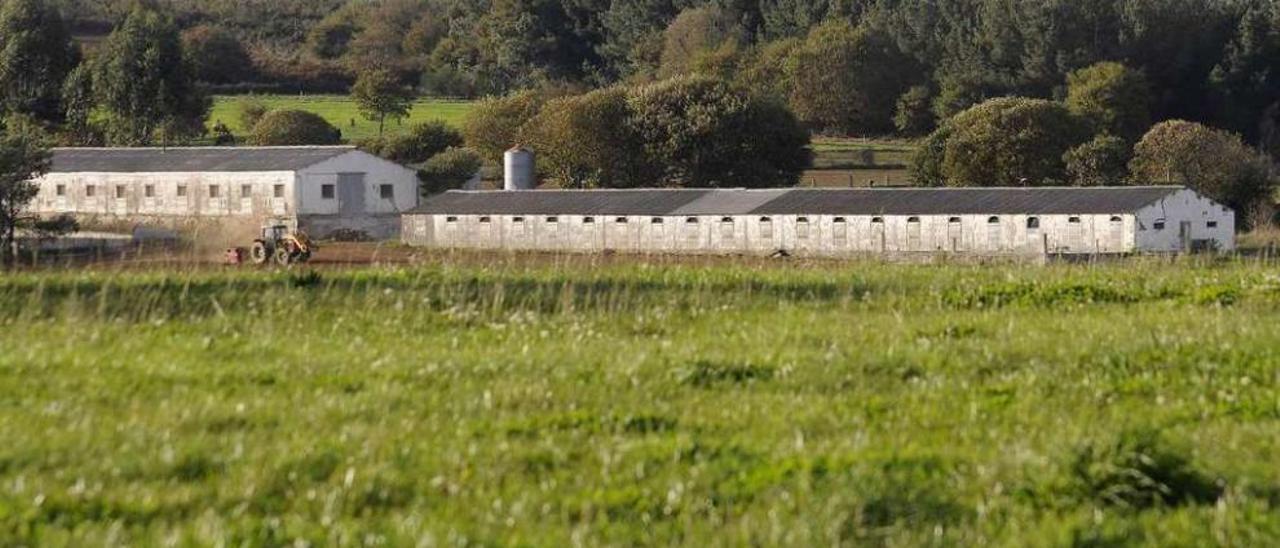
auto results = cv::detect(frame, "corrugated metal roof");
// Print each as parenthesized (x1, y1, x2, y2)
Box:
(670, 189, 793, 215)
(50, 147, 357, 173)
(410, 187, 1187, 216)
(749, 187, 1184, 215)
(409, 189, 714, 216)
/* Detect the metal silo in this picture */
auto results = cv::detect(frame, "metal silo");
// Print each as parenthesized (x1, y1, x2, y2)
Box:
(503, 146, 535, 191)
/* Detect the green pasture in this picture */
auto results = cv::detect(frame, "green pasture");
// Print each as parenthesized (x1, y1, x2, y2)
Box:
(208, 95, 475, 143)
(1, 257, 1278, 545)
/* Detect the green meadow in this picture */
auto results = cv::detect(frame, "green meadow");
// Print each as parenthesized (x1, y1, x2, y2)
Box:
(0, 257, 1277, 545)
(208, 96, 475, 143)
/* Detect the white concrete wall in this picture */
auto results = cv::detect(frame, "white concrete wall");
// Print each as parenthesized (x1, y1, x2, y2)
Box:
(296, 150, 419, 215)
(30, 171, 296, 219)
(1134, 189, 1235, 252)
(407, 212, 1150, 256)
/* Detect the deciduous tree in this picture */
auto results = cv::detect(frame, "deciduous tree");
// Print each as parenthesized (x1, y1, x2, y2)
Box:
(0, 0, 80, 123)
(352, 68, 415, 137)
(1066, 62, 1153, 142)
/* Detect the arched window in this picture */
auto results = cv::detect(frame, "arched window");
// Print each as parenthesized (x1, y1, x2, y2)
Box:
(1068, 217, 1082, 224)
(871, 217, 884, 224)
(445, 216, 458, 223)
(512, 216, 525, 223)
(1110, 216, 1122, 223)
(759, 217, 774, 238)
(583, 216, 595, 224)
(546, 216, 558, 223)
(479, 216, 491, 223)
(1026, 217, 1040, 229)
(949, 217, 961, 224)
(686, 217, 699, 224)
(907, 216, 920, 223)
(615, 217, 628, 224)
(987, 216, 1000, 224)
(651, 217, 664, 224)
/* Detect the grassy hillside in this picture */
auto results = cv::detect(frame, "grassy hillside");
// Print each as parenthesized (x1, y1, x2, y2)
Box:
(0, 257, 1277, 545)
(209, 95, 475, 143)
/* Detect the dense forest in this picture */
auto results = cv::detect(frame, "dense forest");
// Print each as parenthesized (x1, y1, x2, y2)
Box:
(34, 1, 1280, 142)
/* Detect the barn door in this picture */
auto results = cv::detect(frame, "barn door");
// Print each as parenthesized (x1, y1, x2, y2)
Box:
(337, 173, 365, 215)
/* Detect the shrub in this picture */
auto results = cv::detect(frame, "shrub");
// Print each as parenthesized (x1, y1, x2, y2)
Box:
(419, 147, 482, 194)
(626, 75, 810, 188)
(523, 87, 653, 188)
(249, 110, 342, 146)
(789, 21, 918, 135)
(1130, 120, 1276, 227)
(1064, 134, 1132, 186)
(361, 120, 463, 165)
(934, 97, 1091, 186)
(237, 99, 269, 131)
(462, 90, 548, 164)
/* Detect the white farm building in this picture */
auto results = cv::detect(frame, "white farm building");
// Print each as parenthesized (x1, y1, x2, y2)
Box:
(401, 186, 1234, 256)
(28, 147, 420, 241)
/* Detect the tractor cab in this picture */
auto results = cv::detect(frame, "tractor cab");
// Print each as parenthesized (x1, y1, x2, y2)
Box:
(261, 224, 290, 242)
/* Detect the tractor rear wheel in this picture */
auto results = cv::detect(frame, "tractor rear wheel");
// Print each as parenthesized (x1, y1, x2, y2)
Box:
(250, 241, 270, 265)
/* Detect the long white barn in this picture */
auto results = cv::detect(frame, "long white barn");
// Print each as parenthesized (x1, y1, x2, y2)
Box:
(28, 147, 420, 241)
(401, 186, 1234, 256)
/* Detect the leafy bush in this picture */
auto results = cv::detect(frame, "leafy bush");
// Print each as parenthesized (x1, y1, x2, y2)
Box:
(249, 109, 342, 145)
(360, 120, 462, 165)
(237, 99, 269, 130)
(418, 147, 482, 194)
(1064, 134, 1131, 186)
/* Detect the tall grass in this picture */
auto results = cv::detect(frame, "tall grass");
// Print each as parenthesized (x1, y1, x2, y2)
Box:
(0, 259, 1277, 545)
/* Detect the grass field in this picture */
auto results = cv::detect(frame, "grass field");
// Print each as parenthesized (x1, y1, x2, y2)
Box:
(1, 256, 1278, 545)
(807, 137, 917, 187)
(208, 95, 475, 143)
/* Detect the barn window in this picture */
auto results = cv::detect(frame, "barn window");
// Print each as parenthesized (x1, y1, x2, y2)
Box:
(85, 185, 96, 198)
(115, 185, 126, 199)
(1110, 216, 1122, 223)
(272, 184, 284, 198)
(1207, 221, 1218, 228)
(379, 184, 394, 199)
(987, 216, 1000, 224)
(55, 184, 66, 196)
(546, 216, 558, 223)
(949, 217, 961, 224)
(686, 217, 699, 224)
(177, 185, 188, 197)
(907, 216, 920, 223)
(209, 185, 221, 198)
(615, 217, 628, 224)
(1026, 217, 1040, 229)
(479, 216, 491, 223)
(144, 185, 155, 198)
(321, 184, 335, 199)
(241, 184, 253, 198)
(445, 216, 458, 223)
(512, 216, 525, 223)
(871, 217, 884, 224)
(1153, 220, 1166, 230)
(583, 216, 595, 224)
(1068, 217, 1081, 224)
(651, 217, 663, 224)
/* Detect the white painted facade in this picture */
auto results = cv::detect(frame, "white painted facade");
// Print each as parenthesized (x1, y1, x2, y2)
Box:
(29, 148, 420, 241)
(402, 187, 1235, 256)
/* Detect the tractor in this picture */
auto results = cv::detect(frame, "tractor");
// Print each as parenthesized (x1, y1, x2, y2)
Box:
(249, 223, 314, 266)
